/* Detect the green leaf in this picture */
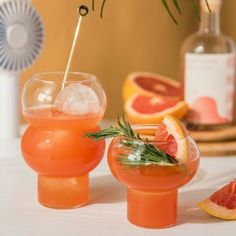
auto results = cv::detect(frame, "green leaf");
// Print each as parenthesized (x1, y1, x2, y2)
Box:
(161, 0, 179, 25)
(172, 0, 182, 14)
(85, 115, 178, 167)
(122, 114, 136, 139)
(189, 0, 201, 21)
(92, 0, 95, 11)
(204, 0, 212, 13)
(100, 0, 106, 18)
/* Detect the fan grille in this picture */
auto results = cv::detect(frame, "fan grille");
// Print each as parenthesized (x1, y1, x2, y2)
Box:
(0, 0, 44, 71)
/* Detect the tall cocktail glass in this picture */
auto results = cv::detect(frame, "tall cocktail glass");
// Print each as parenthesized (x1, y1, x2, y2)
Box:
(21, 72, 106, 208)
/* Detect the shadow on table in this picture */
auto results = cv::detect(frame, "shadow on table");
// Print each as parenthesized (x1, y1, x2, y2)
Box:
(202, 169, 236, 187)
(188, 168, 207, 185)
(89, 175, 126, 204)
(177, 188, 224, 225)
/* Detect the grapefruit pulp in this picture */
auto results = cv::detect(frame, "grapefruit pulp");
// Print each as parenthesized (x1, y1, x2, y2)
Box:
(125, 94, 188, 124)
(199, 180, 236, 220)
(154, 115, 189, 163)
(123, 72, 180, 102)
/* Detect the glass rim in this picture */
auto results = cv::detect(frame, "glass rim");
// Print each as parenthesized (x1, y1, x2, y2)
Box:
(29, 71, 98, 84)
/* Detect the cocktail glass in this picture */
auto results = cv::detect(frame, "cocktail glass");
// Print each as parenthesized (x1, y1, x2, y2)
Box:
(21, 72, 106, 208)
(107, 125, 200, 228)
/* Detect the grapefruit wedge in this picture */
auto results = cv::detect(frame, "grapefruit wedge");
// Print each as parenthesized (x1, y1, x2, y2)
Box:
(123, 72, 180, 102)
(199, 180, 236, 220)
(124, 94, 188, 124)
(154, 115, 189, 163)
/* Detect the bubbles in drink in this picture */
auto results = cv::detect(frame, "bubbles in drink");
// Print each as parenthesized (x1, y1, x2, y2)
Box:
(55, 83, 100, 115)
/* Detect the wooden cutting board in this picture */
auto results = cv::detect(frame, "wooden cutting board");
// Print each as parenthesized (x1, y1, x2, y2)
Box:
(197, 141, 236, 156)
(190, 125, 236, 142)
(190, 125, 236, 156)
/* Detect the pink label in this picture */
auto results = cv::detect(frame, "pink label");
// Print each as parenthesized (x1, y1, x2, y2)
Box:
(185, 53, 235, 125)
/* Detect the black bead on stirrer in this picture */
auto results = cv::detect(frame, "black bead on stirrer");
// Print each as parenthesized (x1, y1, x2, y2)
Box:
(79, 5, 89, 16)
(62, 5, 89, 89)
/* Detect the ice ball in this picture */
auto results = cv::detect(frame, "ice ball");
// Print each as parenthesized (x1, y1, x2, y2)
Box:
(55, 83, 100, 115)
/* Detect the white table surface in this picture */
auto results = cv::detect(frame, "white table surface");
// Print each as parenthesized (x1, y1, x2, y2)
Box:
(0, 137, 236, 236)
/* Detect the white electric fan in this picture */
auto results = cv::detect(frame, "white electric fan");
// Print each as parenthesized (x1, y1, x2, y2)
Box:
(0, 0, 44, 156)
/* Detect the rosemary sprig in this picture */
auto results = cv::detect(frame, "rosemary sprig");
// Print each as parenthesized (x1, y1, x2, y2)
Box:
(118, 139, 178, 166)
(85, 115, 138, 140)
(85, 115, 178, 167)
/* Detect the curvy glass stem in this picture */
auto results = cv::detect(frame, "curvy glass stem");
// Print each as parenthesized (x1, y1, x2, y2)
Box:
(38, 174, 89, 208)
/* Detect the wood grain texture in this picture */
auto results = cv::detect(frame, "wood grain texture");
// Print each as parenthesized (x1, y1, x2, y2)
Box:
(191, 125, 236, 156)
(191, 125, 236, 142)
(198, 141, 236, 156)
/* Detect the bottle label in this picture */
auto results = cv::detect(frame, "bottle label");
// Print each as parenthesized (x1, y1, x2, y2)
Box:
(185, 53, 235, 125)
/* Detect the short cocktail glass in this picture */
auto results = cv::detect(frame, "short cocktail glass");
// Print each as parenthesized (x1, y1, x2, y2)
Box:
(21, 72, 106, 208)
(107, 125, 200, 228)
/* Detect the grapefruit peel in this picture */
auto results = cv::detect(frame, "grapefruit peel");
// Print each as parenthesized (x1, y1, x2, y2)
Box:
(155, 115, 189, 163)
(125, 94, 188, 124)
(123, 72, 180, 102)
(199, 180, 236, 220)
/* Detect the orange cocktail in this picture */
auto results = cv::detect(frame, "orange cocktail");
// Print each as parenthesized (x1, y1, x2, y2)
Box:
(21, 72, 106, 208)
(107, 122, 200, 228)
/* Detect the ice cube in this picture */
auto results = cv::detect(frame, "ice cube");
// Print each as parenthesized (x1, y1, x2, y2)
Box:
(55, 83, 100, 115)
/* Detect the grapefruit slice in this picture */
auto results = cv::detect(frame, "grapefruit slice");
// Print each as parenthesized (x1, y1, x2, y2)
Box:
(123, 72, 180, 102)
(154, 115, 189, 162)
(199, 180, 236, 220)
(124, 94, 188, 124)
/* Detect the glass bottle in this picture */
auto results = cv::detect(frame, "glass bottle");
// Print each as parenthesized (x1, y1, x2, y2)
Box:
(180, 0, 235, 130)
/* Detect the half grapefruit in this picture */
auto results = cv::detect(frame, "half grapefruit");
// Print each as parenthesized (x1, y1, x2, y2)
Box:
(123, 72, 180, 102)
(199, 180, 236, 220)
(124, 94, 188, 124)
